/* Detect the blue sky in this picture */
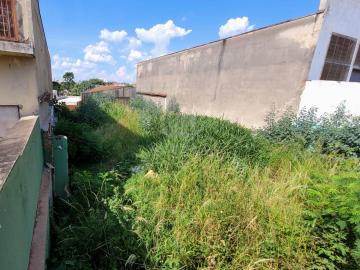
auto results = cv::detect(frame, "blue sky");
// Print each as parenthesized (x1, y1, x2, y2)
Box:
(40, 0, 320, 83)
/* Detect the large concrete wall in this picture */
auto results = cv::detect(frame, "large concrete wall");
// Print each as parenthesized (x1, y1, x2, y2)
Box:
(0, 117, 44, 270)
(0, 0, 52, 130)
(137, 13, 324, 128)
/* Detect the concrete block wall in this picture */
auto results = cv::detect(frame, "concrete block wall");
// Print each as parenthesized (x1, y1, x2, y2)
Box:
(137, 13, 324, 128)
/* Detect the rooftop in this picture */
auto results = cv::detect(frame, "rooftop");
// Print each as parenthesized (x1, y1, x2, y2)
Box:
(84, 84, 134, 94)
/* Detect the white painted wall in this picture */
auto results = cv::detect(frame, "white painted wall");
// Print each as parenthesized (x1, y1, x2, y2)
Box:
(299, 80, 360, 116)
(308, 0, 360, 80)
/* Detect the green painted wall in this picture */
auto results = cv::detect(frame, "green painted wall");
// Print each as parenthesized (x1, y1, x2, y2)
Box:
(0, 120, 44, 270)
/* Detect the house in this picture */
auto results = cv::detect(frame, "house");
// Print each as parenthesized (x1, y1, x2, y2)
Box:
(81, 83, 136, 104)
(0, 1, 67, 269)
(58, 95, 82, 110)
(136, 0, 360, 127)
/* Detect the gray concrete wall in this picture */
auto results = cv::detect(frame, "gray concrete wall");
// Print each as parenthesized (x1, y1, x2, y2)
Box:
(137, 13, 324, 128)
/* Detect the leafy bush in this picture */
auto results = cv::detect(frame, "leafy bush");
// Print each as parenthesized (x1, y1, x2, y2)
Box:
(54, 118, 104, 164)
(261, 105, 360, 158)
(305, 158, 360, 269)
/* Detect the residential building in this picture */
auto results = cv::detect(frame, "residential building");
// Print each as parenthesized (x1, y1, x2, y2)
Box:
(0, 1, 66, 269)
(58, 96, 82, 111)
(136, 0, 360, 127)
(82, 84, 136, 104)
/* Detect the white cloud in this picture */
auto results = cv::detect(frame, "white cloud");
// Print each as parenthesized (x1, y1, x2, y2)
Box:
(115, 66, 135, 82)
(84, 41, 113, 63)
(127, 49, 146, 62)
(116, 66, 127, 78)
(219, 17, 254, 39)
(128, 37, 142, 49)
(52, 54, 97, 80)
(135, 20, 191, 56)
(100, 29, 128, 42)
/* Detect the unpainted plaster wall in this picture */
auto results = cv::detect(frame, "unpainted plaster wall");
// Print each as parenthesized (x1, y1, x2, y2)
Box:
(0, 0, 52, 130)
(137, 13, 324, 128)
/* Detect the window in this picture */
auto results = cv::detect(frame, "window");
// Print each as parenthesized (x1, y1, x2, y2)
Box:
(350, 47, 360, 82)
(0, 0, 18, 41)
(321, 34, 356, 81)
(354, 47, 360, 68)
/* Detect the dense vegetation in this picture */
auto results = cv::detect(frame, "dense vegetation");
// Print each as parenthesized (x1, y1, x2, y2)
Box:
(51, 98, 360, 270)
(53, 72, 134, 96)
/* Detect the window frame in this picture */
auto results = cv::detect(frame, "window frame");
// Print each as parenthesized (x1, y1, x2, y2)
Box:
(0, 0, 19, 42)
(320, 32, 358, 82)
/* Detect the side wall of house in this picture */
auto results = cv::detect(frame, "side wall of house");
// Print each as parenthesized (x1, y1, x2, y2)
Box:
(308, 0, 360, 80)
(31, 0, 52, 130)
(0, 0, 52, 130)
(137, 14, 324, 128)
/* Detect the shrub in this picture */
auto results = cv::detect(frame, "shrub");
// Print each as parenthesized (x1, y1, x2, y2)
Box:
(54, 118, 104, 164)
(304, 158, 360, 269)
(261, 105, 360, 158)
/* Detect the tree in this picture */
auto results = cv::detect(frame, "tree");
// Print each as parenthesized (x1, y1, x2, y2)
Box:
(53, 81, 61, 91)
(70, 78, 107, 96)
(61, 72, 76, 92)
(63, 72, 75, 84)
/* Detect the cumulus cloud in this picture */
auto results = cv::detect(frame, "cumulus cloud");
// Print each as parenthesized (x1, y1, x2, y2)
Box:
(128, 37, 142, 49)
(84, 41, 113, 63)
(219, 17, 254, 39)
(135, 20, 191, 56)
(100, 29, 128, 42)
(128, 49, 146, 62)
(114, 65, 136, 82)
(52, 54, 97, 80)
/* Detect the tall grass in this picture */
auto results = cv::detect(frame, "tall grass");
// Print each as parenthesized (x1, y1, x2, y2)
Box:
(52, 97, 360, 270)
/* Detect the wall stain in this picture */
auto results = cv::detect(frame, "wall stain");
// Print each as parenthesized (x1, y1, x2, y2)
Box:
(212, 39, 226, 101)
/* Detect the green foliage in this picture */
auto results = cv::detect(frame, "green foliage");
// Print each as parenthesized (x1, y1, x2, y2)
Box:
(61, 72, 76, 92)
(54, 98, 115, 164)
(54, 118, 104, 164)
(52, 98, 360, 270)
(261, 105, 360, 157)
(51, 170, 146, 269)
(305, 159, 360, 269)
(53, 81, 61, 91)
(125, 153, 312, 269)
(53, 72, 107, 96)
(70, 78, 107, 96)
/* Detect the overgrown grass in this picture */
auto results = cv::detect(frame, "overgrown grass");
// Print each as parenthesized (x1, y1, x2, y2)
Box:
(51, 97, 360, 270)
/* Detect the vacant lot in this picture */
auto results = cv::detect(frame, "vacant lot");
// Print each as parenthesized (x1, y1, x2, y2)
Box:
(51, 98, 360, 270)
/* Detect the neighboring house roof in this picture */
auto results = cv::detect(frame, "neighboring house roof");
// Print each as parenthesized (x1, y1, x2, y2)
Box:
(58, 96, 81, 105)
(84, 84, 133, 94)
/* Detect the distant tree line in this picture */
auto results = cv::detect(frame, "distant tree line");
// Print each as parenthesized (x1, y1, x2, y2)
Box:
(53, 72, 109, 96)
